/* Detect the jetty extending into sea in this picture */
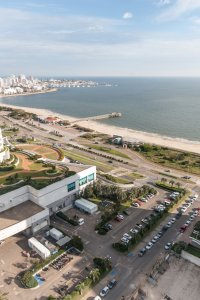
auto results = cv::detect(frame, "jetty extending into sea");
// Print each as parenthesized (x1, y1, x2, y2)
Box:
(70, 112, 122, 123)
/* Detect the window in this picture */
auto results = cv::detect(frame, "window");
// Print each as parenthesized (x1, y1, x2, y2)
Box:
(79, 176, 87, 186)
(67, 182, 76, 192)
(88, 173, 94, 182)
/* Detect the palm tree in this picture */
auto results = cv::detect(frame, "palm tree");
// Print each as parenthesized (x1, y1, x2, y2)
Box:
(75, 282, 85, 295)
(169, 180, 175, 187)
(176, 182, 181, 189)
(89, 268, 101, 283)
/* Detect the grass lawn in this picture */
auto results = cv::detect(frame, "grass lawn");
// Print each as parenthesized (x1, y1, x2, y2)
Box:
(186, 244, 200, 258)
(42, 152, 58, 160)
(83, 144, 130, 159)
(29, 162, 46, 171)
(128, 172, 144, 180)
(136, 144, 200, 175)
(100, 173, 131, 184)
(63, 150, 113, 172)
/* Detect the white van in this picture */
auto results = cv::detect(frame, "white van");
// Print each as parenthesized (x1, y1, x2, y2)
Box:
(78, 218, 84, 225)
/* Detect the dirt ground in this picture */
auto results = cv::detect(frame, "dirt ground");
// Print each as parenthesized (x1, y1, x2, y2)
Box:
(143, 256, 200, 300)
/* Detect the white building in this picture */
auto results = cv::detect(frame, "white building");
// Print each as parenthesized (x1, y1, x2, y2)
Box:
(0, 128, 10, 163)
(75, 198, 98, 214)
(0, 165, 96, 241)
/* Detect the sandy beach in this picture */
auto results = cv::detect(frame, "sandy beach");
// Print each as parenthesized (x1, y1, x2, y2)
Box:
(1, 103, 200, 155)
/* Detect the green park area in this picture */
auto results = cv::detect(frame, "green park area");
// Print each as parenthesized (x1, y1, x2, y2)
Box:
(63, 150, 113, 172)
(135, 144, 200, 175)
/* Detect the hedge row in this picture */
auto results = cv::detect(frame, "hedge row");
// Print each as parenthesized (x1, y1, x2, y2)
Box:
(57, 211, 78, 226)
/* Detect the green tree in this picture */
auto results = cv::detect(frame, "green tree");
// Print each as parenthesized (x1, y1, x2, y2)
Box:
(89, 268, 101, 283)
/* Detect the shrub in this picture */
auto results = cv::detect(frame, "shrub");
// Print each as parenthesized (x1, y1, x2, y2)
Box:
(98, 228, 107, 235)
(21, 271, 38, 288)
(70, 236, 84, 252)
(56, 211, 78, 226)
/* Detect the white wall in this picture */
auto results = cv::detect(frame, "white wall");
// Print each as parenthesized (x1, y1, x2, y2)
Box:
(0, 166, 96, 212)
(0, 186, 29, 212)
(31, 166, 96, 208)
(182, 250, 200, 267)
(0, 208, 49, 241)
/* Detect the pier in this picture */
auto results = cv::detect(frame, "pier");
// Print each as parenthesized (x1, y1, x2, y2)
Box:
(71, 112, 122, 123)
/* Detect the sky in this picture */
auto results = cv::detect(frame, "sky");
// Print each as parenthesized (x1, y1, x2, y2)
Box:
(0, 0, 200, 77)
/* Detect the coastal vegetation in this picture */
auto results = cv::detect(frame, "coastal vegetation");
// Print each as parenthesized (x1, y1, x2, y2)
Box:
(134, 143, 200, 175)
(156, 178, 184, 193)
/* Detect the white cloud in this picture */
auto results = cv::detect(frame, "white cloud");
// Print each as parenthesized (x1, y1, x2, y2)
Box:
(122, 12, 133, 19)
(157, 0, 200, 21)
(156, 0, 171, 6)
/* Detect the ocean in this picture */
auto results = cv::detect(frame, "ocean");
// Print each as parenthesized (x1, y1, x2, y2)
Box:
(1, 77, 200, 141)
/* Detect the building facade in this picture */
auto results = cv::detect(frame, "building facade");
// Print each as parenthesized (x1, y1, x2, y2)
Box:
(0, 128, 10, 163)
(0, 165, 96, 241)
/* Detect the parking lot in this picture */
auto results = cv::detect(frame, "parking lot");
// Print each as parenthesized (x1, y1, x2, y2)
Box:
(0, 189, 199, 300)
(0, 234, 91, 300)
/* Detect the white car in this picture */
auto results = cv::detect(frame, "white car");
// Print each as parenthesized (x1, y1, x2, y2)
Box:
(146, 242, 153, 250)
(121, 237, 129, 244)
(94, 297, 102, 300)
(166, 222, 172, 228)
(100, 286, 109, 297)
(185, 220, 191, 225)
(181, 207, 187, 213)
(165, 242, 172, 250)
(171, 218, 176, 223)
(151, 237, 157, 243)
(123, 233, 132, 240)
(130, 228, 139, 234)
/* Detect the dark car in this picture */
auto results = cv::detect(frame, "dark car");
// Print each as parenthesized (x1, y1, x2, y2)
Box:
(108, 279, 117, 289)
(123, 210, 130, 216)
(162, 225, 169, 232)
(103, 223, 113, 231)
(138, 248, 146, 257)
(175, 212, 182, 219)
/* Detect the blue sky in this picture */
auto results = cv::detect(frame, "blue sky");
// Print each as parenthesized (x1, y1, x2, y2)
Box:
(0, 0, 200, 76)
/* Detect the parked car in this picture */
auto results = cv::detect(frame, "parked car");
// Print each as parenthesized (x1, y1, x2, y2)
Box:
(103, 223, 113, 231)
(135, 223, 143, 229)
(132, 202, 140, 207)
(146, 242, 153, 250)
(115, 214, 124, 222)
(140, 198, 148, 203)
(138, 248, 146, 257)
(130, 228, 139, 234)
(123, 233, 132, 240)
(108, 279, 117, 289)
(165, 242, 172, 250)
(180, 225, 187, 233)
(100, 286, 109, 297)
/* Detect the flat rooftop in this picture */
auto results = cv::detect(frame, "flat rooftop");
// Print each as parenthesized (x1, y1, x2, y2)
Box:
(0, 200, 44, 230)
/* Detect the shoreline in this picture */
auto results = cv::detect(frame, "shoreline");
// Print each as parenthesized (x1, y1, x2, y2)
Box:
(0, 88, 57, 99)
(1, 103, 200, 154)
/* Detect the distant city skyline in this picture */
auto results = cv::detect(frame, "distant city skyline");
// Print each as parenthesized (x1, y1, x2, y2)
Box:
(0, 0, 200, 77)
